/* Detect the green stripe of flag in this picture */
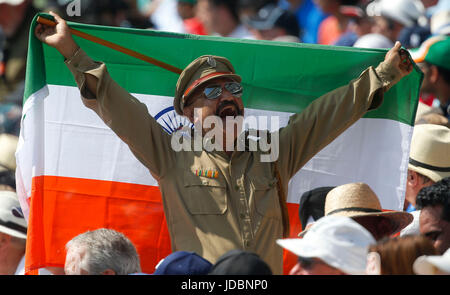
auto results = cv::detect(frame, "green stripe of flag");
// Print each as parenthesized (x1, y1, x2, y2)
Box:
(25, 13, 422, 126)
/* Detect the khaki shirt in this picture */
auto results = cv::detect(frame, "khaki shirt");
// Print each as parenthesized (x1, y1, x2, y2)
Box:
(65, 48, 400, 274)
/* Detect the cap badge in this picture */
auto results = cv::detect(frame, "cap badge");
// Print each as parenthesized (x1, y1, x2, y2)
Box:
(207, 56, 216, 68)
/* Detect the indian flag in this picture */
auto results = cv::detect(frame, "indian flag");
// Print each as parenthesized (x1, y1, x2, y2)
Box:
(16, 13, 422, 274)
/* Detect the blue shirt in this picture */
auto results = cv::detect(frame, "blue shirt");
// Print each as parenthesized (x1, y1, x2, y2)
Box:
(279, 0, 328, 44)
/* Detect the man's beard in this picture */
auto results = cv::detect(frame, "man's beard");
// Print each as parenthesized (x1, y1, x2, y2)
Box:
(215, 100, 243, 118)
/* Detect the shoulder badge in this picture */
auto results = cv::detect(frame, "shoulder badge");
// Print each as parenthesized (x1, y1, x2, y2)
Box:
(207, 56, 216, 68)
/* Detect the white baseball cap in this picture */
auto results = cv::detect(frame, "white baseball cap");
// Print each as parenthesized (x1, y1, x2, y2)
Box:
(413, 248, 450, 275)
(366, 0, 425, 27)
(0, 191, 27, 239)
(277, 215, 375, 275)
(354, 33, 394, 49)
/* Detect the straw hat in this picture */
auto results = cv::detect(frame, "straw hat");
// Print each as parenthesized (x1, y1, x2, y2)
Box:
(408, 124, 450, 183)
(0, 133, 19, 172)
(297, 183, 412, 237)
(321, 183, 412, 236)
(325, 182, 413, 234)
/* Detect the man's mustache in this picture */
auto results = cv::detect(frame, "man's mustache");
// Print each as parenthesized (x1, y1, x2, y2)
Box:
(215, 101, 243, 117)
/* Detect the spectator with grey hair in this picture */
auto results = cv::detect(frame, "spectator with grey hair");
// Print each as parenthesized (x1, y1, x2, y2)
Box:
(64, 228, 141, 275)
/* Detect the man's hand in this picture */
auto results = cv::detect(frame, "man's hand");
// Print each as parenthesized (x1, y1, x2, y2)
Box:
(35, 11, 79, 59)
(383, 41, 413, 79)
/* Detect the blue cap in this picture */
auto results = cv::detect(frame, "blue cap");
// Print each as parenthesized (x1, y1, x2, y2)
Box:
(153, 251, 212, 275)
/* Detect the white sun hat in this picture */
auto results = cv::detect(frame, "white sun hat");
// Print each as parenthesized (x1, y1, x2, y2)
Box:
(0, 191, 27, 239)
(277, 215, 375, 275)
(413, 248, 450, 275)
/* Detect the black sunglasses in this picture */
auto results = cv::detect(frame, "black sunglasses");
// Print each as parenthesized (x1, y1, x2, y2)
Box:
(297, 256, 318, 270)
(203, 82, 243, 100)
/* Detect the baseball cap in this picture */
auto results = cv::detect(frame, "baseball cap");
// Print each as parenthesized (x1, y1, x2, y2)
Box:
(208, 250, 273, 275)
(152, 251, 212, 275)
(277, 215, 375, 275)
(174, 56, 241, 115)
(353, 33, 394, 49)
(410, 35, 450, 71)
(366, 0, 425, 27)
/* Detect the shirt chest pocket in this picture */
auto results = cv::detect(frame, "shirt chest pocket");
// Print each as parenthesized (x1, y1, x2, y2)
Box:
(183, 171, 228, 215)
(249, 175, 281, 220)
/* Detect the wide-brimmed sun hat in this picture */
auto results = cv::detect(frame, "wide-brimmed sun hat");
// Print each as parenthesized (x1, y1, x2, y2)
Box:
(324, 183, 412, 231)
(408, 124, 450, 182)
(277, 215, 375, 275)
(0, 191, 27, 239)
(413, 248, 450, 275)
(299, 183, 412, 237)
(299, 182, 413, 237)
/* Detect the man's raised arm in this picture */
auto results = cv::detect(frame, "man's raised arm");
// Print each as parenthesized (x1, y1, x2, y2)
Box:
(34, 12, 175, 180)
(35, 12, 98, 97)
(276, 42, 414, 181)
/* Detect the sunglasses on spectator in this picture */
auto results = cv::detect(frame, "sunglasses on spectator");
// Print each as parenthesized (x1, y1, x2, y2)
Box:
(297, 256, 322, 270)
(203, 82, 243, 100)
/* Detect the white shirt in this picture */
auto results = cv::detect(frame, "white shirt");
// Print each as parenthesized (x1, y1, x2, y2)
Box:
(14, 256, 25, 275)
(228, 24, 254, 40)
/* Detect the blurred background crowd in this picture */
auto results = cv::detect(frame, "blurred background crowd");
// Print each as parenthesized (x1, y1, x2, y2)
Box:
(0, 0, 449, 275)
(1, 0, 450, 139)
(1, 0, 450, 138)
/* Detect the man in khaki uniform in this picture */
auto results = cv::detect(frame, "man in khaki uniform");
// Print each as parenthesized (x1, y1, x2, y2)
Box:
(35, 12, 413, 274)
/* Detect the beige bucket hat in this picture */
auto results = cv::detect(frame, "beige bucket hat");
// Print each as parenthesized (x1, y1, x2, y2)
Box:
(299, 183, 412, 237)
(408, 124, 450, 182)
(174, 55, 241, 115)
(0, 133, 19, 172)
